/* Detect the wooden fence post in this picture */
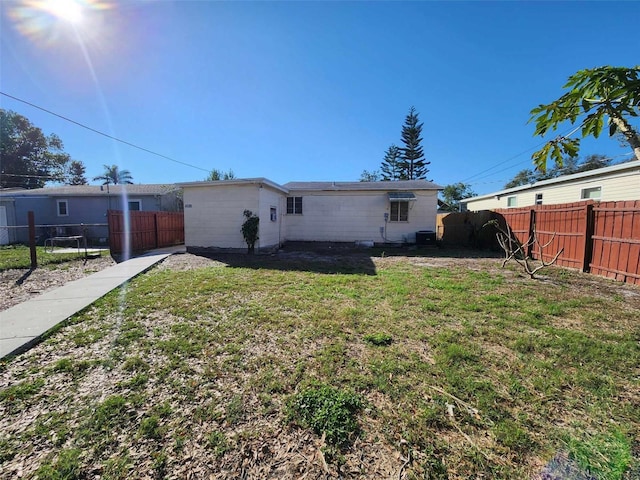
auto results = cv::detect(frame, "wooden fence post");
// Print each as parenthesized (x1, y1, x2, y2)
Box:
(153, 213, 159, 249)
(582, 203, 595, 273)
(527, 208, 536, 258)
(28, 211, 37, 269)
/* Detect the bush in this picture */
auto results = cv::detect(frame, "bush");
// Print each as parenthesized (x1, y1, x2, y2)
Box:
(286, 384, 363, 449)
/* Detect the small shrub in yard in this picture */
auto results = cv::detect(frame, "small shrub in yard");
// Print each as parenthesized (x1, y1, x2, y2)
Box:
(286, 384, 363, 449)
(364, 332, 393, 346)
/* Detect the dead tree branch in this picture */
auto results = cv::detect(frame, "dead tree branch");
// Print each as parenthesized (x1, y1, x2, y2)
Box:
(485, 219, 564, 278)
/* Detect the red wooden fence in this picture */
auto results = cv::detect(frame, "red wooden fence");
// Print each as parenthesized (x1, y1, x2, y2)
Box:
(495, 200, 640, 285)
(108, 210, 184, 255)
(590, 200, 640, 285)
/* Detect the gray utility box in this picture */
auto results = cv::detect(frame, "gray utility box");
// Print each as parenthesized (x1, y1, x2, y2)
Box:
(415, 230, 436, 246)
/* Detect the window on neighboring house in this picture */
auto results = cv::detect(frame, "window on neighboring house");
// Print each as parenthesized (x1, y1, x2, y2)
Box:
(390, 201, 409, 221)
(287, 196, 302, 214)
(535, 193, 543, 205)
(581, 186, 601, 200)
(270, 207, 277, 222)
(507, 195, 517, 208)
(57, 199, 69, 216)
(128, 200, 142, 211)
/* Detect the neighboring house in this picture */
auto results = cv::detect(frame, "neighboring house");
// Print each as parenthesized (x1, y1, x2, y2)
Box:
(0, 184, 182, 245)
(179, 178, 442, 252)
(462, 160, 640, 211)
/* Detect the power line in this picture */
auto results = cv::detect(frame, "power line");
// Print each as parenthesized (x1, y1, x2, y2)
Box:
(0, 92, 211, 173)
(460, 124, 588, 184)
(465, 152, 635, 189)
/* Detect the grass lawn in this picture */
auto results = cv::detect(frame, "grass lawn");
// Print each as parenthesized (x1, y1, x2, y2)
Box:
(0, 251, 638, 479)
(0, 245, 105, 271)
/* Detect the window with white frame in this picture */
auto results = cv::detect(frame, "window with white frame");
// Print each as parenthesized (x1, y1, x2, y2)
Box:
(390, 201, 409, 221)
(286, 196, 302, 214)
(128, 200, 142, 211)
(535, 193, 543, 205)
(507, 195, 517, 207)
(270, 207, 277, 222)
(57, 199, 69, 216)
(581, 186, 601, 200)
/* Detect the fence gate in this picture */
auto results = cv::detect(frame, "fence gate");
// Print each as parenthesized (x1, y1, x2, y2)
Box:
(108, 210, 184, 255)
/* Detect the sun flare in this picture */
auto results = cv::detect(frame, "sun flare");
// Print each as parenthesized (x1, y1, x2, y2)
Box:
(44, 0, 84, 24)
(7, 0, 112, 45)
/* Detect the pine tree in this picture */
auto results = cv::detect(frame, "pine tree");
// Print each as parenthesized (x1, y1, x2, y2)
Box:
(380, 144, 405, 180)
(400, 106, 429, 180)
(66, 160, 88, 185)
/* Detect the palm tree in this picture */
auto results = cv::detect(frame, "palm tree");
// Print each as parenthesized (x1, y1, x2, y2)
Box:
(93, 164, 134, 185)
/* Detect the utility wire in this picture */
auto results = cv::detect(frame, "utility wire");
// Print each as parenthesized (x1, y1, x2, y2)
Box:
(465, 152, 635, 189)
(0, 92, 211, 173)
(460, 122, 588, 184)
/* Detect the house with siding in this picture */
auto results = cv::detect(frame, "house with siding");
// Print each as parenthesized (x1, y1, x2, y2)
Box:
(462, 160, 640, 211)
(179, 178, 442, 252)
(0, 184, 182, 245)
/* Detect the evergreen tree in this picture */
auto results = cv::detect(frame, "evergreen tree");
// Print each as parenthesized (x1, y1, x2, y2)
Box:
(205, 168, 235, 181)
(66, 160, 88, 185)
(380, 144, 404, 180)
(359, 169, 381, 182)
(400, 106, 429, 180)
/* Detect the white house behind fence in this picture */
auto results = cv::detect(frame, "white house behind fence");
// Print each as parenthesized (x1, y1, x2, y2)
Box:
(179, 178, 442, 252)
(462, 160, 640, 211)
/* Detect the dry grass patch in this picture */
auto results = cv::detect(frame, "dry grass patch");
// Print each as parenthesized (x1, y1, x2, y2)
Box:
(0, 251, 638, 479)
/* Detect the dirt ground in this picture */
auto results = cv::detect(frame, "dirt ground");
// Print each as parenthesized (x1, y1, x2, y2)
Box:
(2, 247, 638, 312)
(0, 255, 116, 311)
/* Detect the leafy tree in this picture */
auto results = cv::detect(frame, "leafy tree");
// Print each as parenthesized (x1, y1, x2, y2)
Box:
(0, 109, 71, 189)
(66, 160, 87, 185)
(400, 106, 429, 180)
(380, 144, 404, 180)
(505, 154, 614, 188)
(530, 66, 640, 172)
(206, 168, 235, 181)
(93, 164, 133, 185)
(241, 209, 259, 254)
(505, 169, 537, 188)
(440, 182, 476, 211)
(575, 154, 611, 172)
(359, 169, 381, 182)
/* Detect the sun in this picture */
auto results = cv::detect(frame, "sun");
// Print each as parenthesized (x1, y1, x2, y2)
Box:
(44, 0, 84, 24)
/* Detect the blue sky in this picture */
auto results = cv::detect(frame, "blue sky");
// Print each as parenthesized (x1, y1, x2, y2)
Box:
(1, 1, 638, 195)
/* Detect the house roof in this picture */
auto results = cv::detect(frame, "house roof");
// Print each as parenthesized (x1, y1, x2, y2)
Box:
(0, 184, 181, 197)
(178, 178, 289, 194)
(283, 180, 442, 191)
(463, 160, 640, 203)
(178, 178, 442, 193)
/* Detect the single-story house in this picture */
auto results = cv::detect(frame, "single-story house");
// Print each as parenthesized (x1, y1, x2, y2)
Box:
(0, 184, 182, 245)
(178, 178, 442, 252)
(462, 160, 640, 211)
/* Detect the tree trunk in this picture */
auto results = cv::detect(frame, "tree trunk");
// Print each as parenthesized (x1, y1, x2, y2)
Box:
(611, 115, 640, 161)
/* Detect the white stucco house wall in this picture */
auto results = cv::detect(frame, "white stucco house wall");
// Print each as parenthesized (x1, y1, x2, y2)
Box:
(462, 160, 640, 211)
(179, 178, 442, 252)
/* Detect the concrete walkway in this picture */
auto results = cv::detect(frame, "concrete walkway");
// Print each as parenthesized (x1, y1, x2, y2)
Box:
(0, 246, 184, 359)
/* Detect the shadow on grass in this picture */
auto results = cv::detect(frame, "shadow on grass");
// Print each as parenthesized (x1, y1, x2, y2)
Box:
(187, 243, 504, 276)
